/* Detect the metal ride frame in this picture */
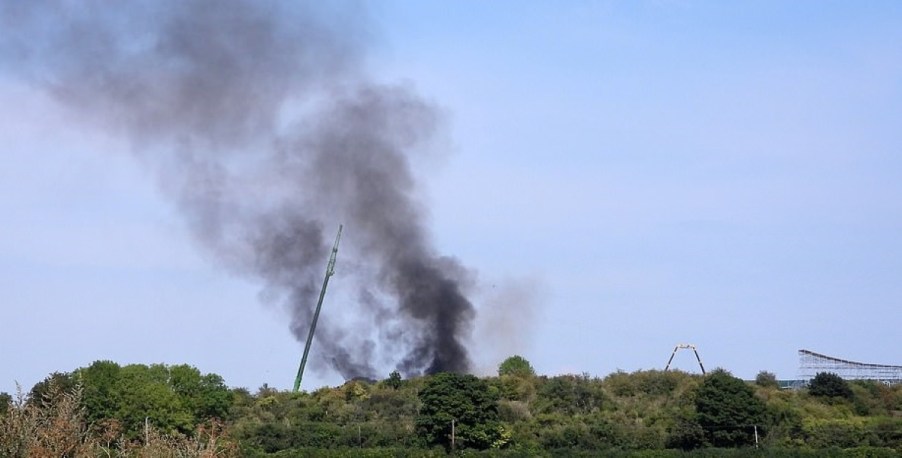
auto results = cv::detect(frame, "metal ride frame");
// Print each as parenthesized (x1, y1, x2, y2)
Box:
(799, 349, 902, 384)
(664, 344, 706, 374)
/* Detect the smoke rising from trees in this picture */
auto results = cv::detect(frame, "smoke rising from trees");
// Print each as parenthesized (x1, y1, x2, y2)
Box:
(0, 0, 474, 378)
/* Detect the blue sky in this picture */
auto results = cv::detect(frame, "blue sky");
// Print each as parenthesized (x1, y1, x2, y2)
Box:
(2, 1, 901, 393)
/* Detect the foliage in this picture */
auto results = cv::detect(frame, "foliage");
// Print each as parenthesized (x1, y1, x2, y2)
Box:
(535, 374, 606, 415)
(498, 356, 535, 378)
(808, 372, 853, 400)
(416, 372, 502, 450)
(12, 361, 902, 455)
(666, 415, 706, 450)
(28, 372, 77, 407)
(603, 370, 694, 398)
(0, 381, 237, 457)
(493, 375, 537, 403)
(694, 369, 767, 448)
(76, 359, 123, 424)
(0, 383, 91, 457)
(71, 360, 232, 439)
(386, 370, 403, 390)
(0, 391, 11, 416)
(754, 371, 779, 389)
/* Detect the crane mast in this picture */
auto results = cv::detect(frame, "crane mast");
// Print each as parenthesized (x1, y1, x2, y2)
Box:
(293, 224, 342, 392)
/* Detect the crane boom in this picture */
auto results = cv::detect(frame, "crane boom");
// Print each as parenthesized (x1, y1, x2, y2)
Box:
(293, 224, 342, 392)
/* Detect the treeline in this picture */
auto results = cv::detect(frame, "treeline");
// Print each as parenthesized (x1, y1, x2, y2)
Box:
(2, 357, 902, 457)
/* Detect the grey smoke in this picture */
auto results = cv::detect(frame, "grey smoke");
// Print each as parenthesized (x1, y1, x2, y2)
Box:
(1, 0, 474, 378)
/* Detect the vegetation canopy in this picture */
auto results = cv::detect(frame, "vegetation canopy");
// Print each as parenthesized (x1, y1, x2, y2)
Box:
(3, 357, 902, 457)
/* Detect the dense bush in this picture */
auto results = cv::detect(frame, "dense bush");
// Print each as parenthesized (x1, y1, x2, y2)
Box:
(808, 372, 853, 400)
(755, 371, 779, 389)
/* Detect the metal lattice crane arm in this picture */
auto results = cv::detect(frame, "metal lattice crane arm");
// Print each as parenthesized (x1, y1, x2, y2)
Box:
(293, 224, 342, 392)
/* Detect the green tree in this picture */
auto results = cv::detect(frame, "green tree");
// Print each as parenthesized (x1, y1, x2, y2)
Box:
(0, 392, 10, 417)
(72, 360, 232, 439)
(198, 373, 232, 419)
(167, 364, 232, 421)
(808, 372, 853, 399)
(115, 364, 193, 436)
(755, 370, 779, 389)
(498, 355, 535, 378)
(28, 372, 76, 408)
(695, 369, 766, 447)
(75, 360, 122, 424)
(385, 370, 403, 390)
(416, 372, 501, 450)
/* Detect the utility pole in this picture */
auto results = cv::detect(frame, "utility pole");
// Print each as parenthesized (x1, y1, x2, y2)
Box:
(293, 224, 342, 392)
(754, 425, 759, 448)
(451, 419, 456, 452)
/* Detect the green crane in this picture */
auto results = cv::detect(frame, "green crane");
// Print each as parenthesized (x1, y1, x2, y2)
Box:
(293, 224, 343, 392)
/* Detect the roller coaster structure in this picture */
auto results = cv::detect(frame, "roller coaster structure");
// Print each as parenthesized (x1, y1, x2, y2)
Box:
(664, 344, 706, 374)
(799, 349, 902, 384)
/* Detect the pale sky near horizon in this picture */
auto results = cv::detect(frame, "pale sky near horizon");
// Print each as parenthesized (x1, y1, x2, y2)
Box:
(1, 1, 901, 394)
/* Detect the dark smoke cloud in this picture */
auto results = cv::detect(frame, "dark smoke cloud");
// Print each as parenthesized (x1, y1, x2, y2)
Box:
(0, 0, 474, 379)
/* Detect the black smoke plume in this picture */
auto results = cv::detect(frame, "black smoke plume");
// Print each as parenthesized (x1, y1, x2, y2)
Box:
(0, 0, 474, 378)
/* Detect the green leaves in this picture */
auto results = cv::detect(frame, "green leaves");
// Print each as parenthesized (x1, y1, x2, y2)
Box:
(498, 355, 535, 378)
(809, 372, 853, 400)
(755, 370, 779, 389)
(17, 361, 902, 454)
(535, 374, 607, 415)
(416, 372, 501, 450)
(72, 360, 232, 439)
(385, 370, 403, 390)
(694, 369, 767, 448)
(116, 364, 194, 435)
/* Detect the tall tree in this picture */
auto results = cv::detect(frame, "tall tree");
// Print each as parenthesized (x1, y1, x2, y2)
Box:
(115, 364, 193, 437)
(167, 364, 232, 421)
(416, 372, 501, 450)
(385, 370, 403, 390)
(498, 355, 535, 378)
(75, 360, 122, 424)
(72, 361, 232, 439)
(754, 370, 779, 389)
(695, 369, 766, 447)
(28, 372, 76, 408)
(0, 392, 10, 416)
(808, 372, 853, 399)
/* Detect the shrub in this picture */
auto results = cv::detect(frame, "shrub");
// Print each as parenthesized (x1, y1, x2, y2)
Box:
(809, 372, 853, 400)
